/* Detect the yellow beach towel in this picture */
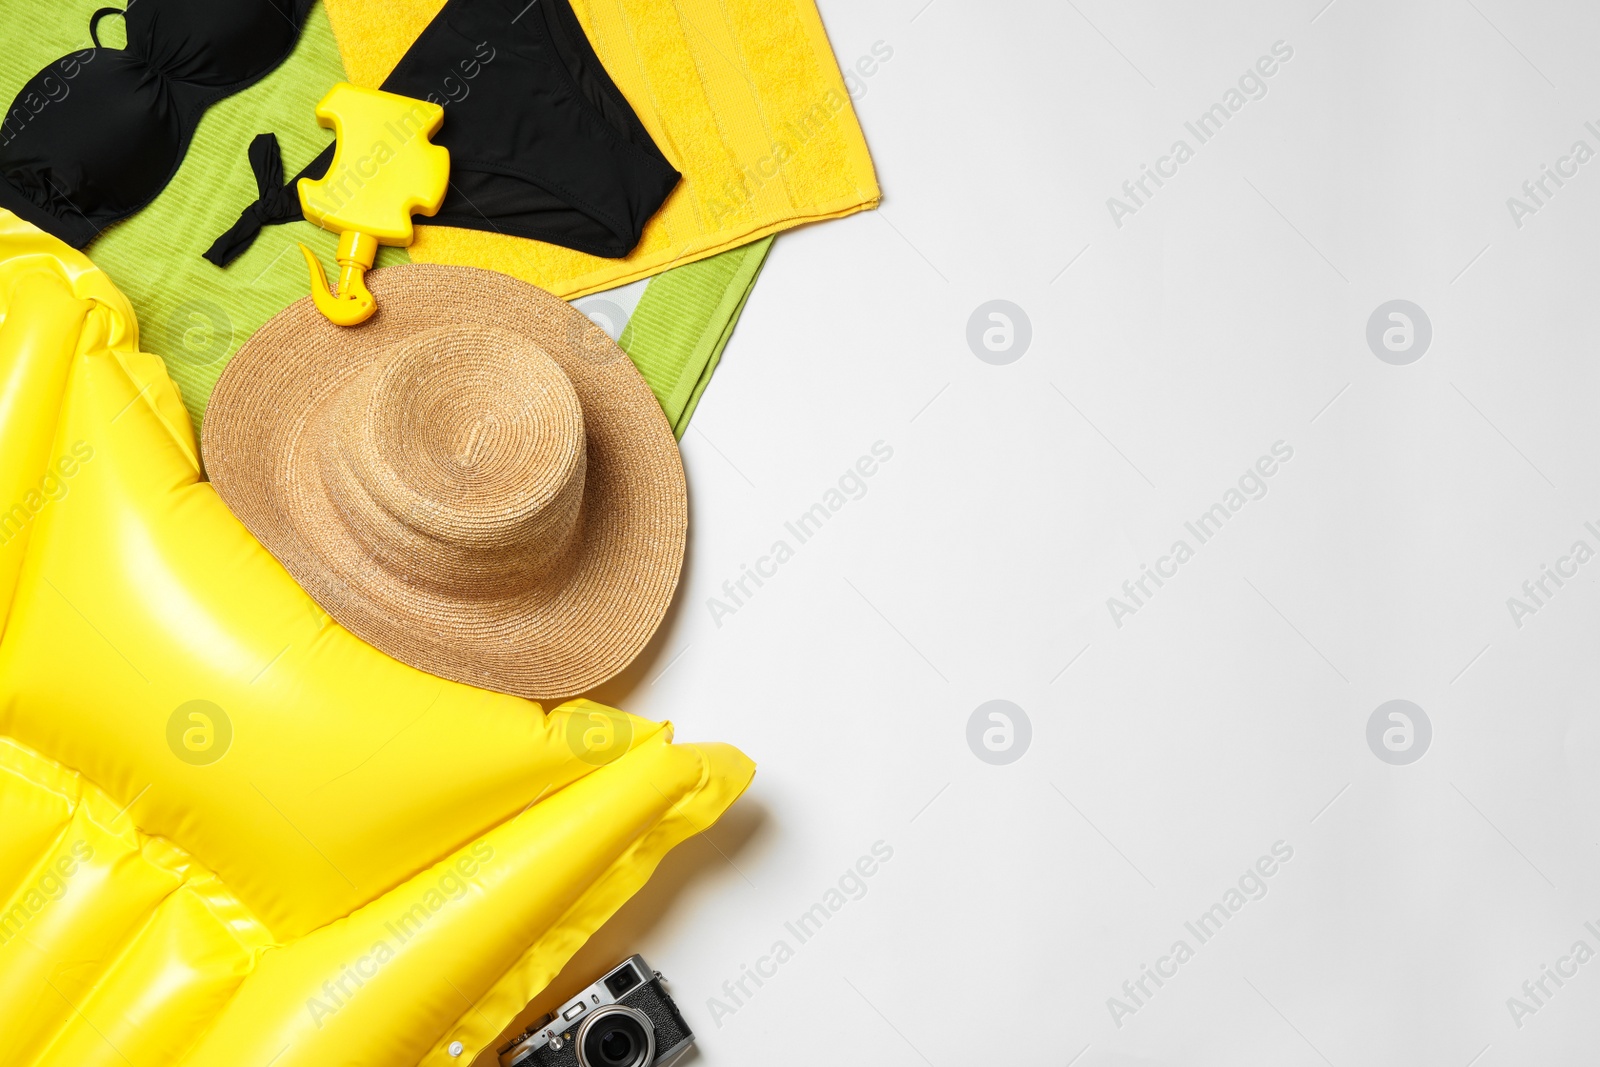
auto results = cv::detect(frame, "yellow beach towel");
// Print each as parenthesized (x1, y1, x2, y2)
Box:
(323, 0, 879, 298)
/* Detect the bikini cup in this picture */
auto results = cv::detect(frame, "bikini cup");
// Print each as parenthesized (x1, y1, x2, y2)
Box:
(0, 0, 314, 247)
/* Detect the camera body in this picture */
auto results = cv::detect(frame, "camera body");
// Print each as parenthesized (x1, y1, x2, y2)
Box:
(499, 956, 694, 1067)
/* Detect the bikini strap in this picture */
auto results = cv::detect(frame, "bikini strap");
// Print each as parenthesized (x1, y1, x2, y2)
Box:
(89, 7, 125, 48)
(203, 135, 336, 268)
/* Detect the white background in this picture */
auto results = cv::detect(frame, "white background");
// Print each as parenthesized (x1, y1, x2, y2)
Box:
(577, 1, 1600, 1064)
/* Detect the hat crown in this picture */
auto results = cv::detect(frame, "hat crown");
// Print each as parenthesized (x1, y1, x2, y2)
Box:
(323, 325, 586, 599)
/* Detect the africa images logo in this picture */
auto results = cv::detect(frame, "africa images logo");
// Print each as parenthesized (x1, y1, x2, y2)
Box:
(1106, 841, 1295, 1029)
(166, 700, 233, 766)
(0, 839, 94, 947)
(706, 841, 894, 1028)
(1106, 40, 1295, 229)
(1106, 442, 1294, 628)
(0, 440, 95, 549)
(305, 842, 495, 1028)
(706, 442, 894, 628)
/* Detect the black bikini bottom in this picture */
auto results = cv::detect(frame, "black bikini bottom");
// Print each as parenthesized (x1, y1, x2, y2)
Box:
(206, 0, 679, 266)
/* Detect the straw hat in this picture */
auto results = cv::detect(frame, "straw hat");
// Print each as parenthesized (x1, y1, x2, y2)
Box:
(202, 264, 687, 700)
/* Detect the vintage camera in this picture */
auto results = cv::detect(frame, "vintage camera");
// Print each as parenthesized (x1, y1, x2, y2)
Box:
(498, 956, 693, 1067)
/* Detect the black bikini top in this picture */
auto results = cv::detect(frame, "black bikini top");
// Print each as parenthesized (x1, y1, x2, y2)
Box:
(0, 0, 314, 248)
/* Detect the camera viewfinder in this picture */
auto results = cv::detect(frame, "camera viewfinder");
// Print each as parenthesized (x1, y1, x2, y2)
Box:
(604, 964, 642, 999)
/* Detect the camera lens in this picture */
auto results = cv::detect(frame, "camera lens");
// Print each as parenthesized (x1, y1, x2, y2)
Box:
(577, 1006, 655, 1067)
(599, 1028, 634, 1061)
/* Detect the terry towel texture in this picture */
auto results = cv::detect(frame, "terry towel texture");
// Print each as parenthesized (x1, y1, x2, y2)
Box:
(323, 0, 879, 297)
(624, 235, 773, 437)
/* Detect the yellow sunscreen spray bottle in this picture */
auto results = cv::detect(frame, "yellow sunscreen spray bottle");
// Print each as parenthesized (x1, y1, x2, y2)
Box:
(297, 83, 449, 326)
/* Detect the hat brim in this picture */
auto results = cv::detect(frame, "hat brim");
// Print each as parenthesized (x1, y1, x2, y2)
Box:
(201, 264, 687, 700)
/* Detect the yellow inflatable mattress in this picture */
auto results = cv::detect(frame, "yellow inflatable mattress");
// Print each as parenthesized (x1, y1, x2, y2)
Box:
(0, 210, 753, 1067)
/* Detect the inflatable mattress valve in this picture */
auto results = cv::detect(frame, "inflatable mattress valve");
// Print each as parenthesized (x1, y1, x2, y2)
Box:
(297, 83, 449, 327)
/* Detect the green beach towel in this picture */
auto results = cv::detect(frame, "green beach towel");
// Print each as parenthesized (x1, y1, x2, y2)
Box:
(0, 1, 767, 435)
(620, 237, 772, 438)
